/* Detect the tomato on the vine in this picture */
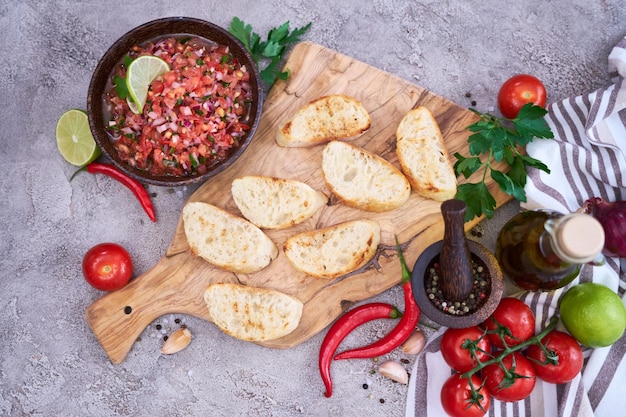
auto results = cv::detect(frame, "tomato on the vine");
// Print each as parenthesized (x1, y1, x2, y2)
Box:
(482, 297, 535, 349)
(440, 373, 490, 417)
(483, 352, 536, 402)
(497, 74, 547, 119)
(440, 326, 491, 372)
(526, 330, 583, 384)
(82, 242, 133, 291)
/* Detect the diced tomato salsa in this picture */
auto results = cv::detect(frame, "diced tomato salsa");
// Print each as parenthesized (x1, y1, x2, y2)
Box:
(104, 36, 253, 177)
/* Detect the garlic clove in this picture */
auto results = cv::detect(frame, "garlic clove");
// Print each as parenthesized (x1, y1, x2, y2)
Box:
(161, 327, 192, 354)
(402, 329, 426, 355)
(378, 360, 409, 384)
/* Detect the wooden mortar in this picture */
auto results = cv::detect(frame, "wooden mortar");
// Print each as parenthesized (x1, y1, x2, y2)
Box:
(411, 200, 503, 328)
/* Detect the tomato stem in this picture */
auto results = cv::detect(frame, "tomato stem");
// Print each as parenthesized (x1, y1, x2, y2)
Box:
(460, 315, 558, 380)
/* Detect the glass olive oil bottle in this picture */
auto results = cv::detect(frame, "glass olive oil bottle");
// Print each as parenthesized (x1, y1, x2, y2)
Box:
(496, 210, 605, 291)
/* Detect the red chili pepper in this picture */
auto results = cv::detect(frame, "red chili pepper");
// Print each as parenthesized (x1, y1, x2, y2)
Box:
(320, 302, 402, 398)
(334, 240, 420, 360)
(86, 163, 156, 222)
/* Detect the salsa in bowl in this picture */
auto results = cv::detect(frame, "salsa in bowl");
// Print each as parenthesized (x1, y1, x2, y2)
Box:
(87, 17, 263, 186)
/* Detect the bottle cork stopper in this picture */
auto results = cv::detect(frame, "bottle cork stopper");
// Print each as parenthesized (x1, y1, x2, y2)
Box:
(556, 214, 605, 262)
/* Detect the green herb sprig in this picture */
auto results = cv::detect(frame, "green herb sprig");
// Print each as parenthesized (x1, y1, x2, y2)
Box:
(454, 103, 554, 222)
(228, 17, 312, 86)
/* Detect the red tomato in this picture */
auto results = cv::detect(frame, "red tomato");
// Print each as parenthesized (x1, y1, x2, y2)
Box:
(440, 373, 490, 417)
(526, 330, 583, 384)
(82, 243, 133, 291)
(151, 80, 164, 94)
(440, 326, 491, 372)
(483, 352, 536, 402)
(482, 297, 535, 349)
(497, 74, 547, 119)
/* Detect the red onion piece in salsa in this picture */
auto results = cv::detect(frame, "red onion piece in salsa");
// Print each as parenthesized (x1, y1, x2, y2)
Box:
(104, 35, 253, 177)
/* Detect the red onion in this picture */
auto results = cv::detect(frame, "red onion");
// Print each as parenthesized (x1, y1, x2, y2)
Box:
(582, 197, 626, 258)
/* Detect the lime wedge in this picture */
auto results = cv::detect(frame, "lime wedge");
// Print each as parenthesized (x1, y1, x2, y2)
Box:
(56, 109, 101, 166)
(126, 96, 140, 115)
(126, 56, 170, 114)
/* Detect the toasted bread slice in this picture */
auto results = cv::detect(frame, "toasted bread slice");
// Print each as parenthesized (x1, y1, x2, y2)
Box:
(322, 140, 411, 212)
(283, 220, 381, 279)
(204, 283, 303, 342)
(231, 176, 328, 229)
(395, 106, 457, 201)
(276, 94, 370, 147)
(182, 202, 278, 274)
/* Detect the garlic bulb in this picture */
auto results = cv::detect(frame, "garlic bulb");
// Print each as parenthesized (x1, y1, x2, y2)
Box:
(379, 360, 409, 384)
(161, 327, 192, 354)
(401, 329, 425, 355)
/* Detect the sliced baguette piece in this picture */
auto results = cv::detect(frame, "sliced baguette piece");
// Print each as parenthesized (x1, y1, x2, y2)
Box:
(283, 220, 381, 279)
(395, 106, 457, 201)
(276, 94, 371, 147)
(322, 140, 411, 212)
(204, 283, 303, 342)
(231, 175, 328, 230)
(182, 202, 278, 274)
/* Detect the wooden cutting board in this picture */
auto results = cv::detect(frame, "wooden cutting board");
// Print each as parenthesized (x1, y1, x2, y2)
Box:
(85, 41, 512, 364)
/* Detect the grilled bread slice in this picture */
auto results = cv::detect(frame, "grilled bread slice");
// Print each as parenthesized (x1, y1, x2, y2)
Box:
(276, 94, 371, 147)
(204, 283, 303, 342)
(182, 202, 278, 274)
(283, 219, 381, 279)
(395, 106, 457, 201)
(322, 140, 411, 212)
(231, 175, 328, 229)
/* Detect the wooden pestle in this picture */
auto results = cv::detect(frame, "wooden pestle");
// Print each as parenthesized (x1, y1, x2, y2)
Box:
(438, 199, 474, 301)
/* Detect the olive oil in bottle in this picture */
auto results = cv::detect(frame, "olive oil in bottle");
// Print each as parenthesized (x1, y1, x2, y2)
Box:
(495, 210, 605, 291)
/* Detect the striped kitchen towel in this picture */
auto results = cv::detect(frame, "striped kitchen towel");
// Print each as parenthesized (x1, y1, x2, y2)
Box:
(406, 36, 626, 417)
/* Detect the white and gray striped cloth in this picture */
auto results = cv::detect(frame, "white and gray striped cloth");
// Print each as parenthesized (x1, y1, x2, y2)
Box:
(406, 37, 626, 417)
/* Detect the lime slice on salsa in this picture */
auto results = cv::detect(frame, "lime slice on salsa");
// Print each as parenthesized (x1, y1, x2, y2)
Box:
(126, 55, 170, 114)
(126, 96, 140, 115)
(56, 109, 101, 166)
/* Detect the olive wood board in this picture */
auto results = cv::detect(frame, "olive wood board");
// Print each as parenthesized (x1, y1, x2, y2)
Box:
(84, 41, 512, 364)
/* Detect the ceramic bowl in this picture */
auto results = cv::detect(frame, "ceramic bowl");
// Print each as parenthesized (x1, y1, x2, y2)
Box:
(87, 17, 263, 186)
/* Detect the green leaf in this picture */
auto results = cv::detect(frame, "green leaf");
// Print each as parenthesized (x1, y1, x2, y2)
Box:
(467, 132, 492, 156)
(268, 21, 290, 43)
(249, 37, 265, 61)
(260, 58, 287, 85)
(113, 75, 129, 99)
(513, 103, 553, 141)
(520, 154, 551, 173)
(455, 182, 497, 221)
(228, 17, 312, 87)
(453, 153, 482, 178)
(282, 22, 312, 43)
(228, 17, 253, 50)
(491, 169, 526, 202)
(454, 104, 554, 222)
(276, 68, 291, 81)
(262, 40, 284, 59)
(506, 155, 527, 187)
(502, 146, 515, 166)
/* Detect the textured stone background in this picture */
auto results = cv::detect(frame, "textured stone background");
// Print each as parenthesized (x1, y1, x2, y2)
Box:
(1, 1, 625, 416)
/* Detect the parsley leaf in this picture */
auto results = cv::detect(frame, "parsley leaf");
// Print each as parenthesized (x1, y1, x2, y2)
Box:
(112, 55, 134, 99)
(228, 17, 254, 52)
(454, 104, 554, 222)
(228, 17, 312, 87)
(114, 75, 129, 99)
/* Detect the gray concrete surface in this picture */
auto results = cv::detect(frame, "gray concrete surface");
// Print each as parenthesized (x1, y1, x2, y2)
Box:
(1, 1, 625, 416)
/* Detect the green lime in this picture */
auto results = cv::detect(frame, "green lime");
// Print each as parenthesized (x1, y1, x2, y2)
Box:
(560, 282, 626, 347)
(55, 109, 101, 166)
(126, 55, 170, 114)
